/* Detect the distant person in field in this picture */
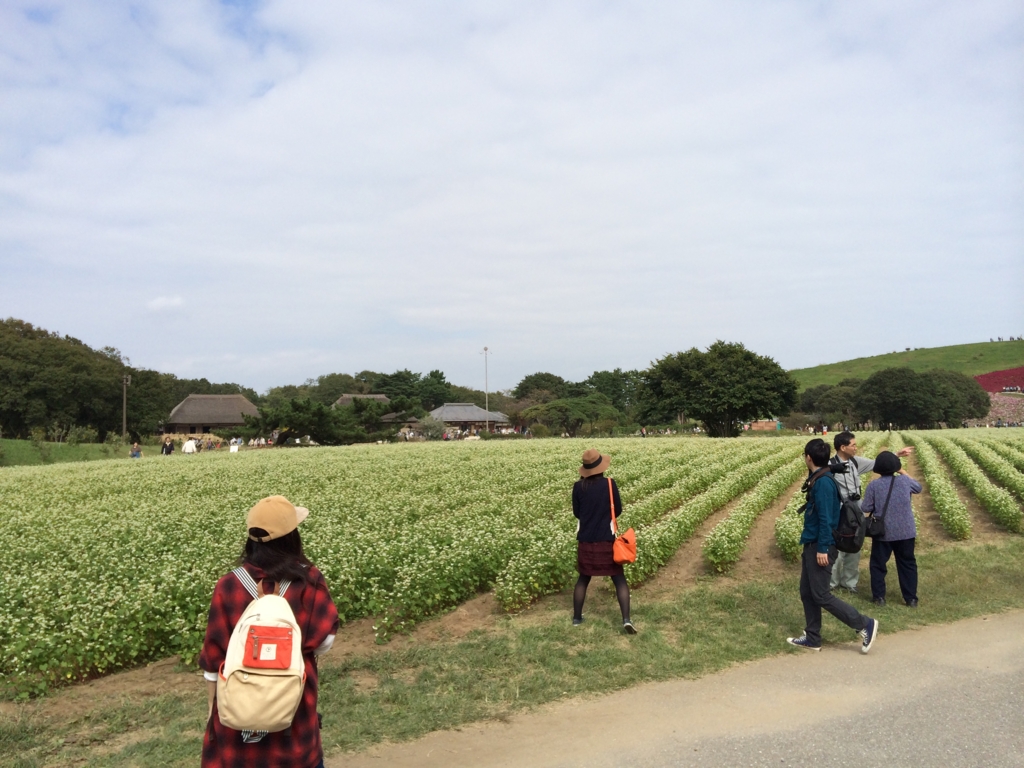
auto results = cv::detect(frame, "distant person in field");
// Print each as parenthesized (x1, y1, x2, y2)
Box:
(200, 496, 339, 767)
(572, 449, 637, 635)
(129, 442, 142, 459)
(183, 438, 196, 454)
(863, 451, 922, 607)
(787, 438, 878, 653)
(829, 432, 912, 595)
(161, 437, 174, 455)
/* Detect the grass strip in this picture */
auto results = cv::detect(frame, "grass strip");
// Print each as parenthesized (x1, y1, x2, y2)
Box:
(9, 537, 1024, 768)
(902, 433, 971, 539)
(703, 457, 805, 572)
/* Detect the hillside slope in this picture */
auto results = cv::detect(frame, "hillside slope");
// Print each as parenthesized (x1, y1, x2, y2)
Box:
(790, 341, 1024, 390)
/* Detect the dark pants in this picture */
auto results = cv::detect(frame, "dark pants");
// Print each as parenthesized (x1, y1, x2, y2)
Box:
(800, 544, 869, 646)
(870, 537, 918, 604)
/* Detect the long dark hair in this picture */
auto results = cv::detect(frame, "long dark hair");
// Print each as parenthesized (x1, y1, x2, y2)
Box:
(240, 528, 316, 584)
(578, 473, 605, 489)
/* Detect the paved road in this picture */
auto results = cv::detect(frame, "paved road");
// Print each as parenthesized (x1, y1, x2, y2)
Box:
(336, 611, 1024, 768)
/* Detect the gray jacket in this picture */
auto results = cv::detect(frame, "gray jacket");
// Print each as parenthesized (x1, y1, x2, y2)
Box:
(828, 454, 876, 501)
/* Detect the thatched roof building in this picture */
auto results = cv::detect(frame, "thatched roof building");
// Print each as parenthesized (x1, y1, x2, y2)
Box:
(334, 393, 391, 408)
(429, 403, 509, 430)
(165, 394, 259, 434)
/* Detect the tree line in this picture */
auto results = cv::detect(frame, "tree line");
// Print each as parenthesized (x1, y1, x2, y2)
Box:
(0, 316, 991, 443)
(0, 318, 257, 441)
(799, 367, 989, 429)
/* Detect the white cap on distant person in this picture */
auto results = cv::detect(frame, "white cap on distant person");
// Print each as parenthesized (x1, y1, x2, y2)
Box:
(246, 495, 309, 542)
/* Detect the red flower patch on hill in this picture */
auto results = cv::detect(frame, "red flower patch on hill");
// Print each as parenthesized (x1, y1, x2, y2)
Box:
(974, 367, 1024, 393)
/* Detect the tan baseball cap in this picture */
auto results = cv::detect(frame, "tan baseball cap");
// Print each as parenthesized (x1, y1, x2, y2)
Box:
(246, 495, 310, 542)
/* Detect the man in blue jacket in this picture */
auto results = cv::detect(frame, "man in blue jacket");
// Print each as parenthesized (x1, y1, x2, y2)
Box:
(788, 438, 878, 653)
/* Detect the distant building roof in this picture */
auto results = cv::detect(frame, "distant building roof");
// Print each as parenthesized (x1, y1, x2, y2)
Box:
(334, 393, 391, 408)
(429, 403, 509, 424)
(166, 394, 259, 426)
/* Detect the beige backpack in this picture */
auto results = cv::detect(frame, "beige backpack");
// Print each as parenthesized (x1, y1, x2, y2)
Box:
(217, 567, 305, 740)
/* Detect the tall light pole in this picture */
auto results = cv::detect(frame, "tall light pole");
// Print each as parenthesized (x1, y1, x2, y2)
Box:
(122, 374, 131, 439)
(483, 346, 490, 433)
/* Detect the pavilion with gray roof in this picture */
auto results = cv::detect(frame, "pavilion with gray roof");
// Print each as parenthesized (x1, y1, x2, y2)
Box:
(429, 403, 509, 432)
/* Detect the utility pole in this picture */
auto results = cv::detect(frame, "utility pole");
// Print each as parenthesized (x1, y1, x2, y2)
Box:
(483, 346, 490, 433)
(122, 374, 131, 439)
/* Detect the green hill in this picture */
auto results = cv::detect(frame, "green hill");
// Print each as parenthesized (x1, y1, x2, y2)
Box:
(790, 341, 1024, 390)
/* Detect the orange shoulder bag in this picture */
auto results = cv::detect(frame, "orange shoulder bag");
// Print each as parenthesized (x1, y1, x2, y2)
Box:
(608, 478, 637, 564)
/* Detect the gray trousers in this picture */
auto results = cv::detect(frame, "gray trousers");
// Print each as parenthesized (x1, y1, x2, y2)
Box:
(800, 544, 869, 646)
(830, 549, 861, 591)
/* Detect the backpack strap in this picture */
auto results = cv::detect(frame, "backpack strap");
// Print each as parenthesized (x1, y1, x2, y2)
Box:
(232, 567, 260, 599)
(233, 567, 292, 599)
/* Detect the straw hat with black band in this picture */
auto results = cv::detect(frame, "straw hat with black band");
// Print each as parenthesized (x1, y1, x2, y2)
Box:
(246, 495, 310, 542)
(579, 449, 611, 477)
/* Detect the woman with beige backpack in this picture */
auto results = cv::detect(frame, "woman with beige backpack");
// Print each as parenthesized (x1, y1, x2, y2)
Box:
(572, 449, 637, 634)
(199, 496, 339, 768)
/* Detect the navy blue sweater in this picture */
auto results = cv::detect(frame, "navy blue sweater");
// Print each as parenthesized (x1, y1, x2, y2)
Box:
(572, 475, 623, 542)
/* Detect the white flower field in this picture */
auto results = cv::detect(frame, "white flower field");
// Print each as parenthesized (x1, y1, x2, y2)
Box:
(1, 429, 1021, 695)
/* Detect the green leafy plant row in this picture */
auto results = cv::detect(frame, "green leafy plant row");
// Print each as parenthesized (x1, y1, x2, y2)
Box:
(926, 436, 1022, 533)
(902, 433, 972, 540)
(703, 456, 805, 572)
(622, 446, 802, 585)
(982, 439, 1024, 474)
(952, 437, 1024, 504)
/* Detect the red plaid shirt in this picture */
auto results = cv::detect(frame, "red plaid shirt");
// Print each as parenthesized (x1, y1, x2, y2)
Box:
(199, 564, 339, 768)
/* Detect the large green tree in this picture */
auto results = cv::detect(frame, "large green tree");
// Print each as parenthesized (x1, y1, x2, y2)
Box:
(856, 367, 990, 428)
(582, 368, 643, 414)
(642, 341, 798, 437)
(522, 393, 623, 437)
(512, 372, 567, 401)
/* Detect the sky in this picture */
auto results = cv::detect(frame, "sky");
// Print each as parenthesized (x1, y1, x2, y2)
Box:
(1, 1, 1022, 393)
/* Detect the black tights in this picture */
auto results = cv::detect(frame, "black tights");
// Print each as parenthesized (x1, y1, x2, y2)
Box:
(573, 574, 630, 622)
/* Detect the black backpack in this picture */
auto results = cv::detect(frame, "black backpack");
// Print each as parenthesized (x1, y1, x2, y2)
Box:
(801, 466, 866, 554)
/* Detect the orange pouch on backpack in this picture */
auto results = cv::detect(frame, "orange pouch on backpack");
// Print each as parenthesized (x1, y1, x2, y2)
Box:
(243, 626, 294, 669)
(608, 478, 637, 564)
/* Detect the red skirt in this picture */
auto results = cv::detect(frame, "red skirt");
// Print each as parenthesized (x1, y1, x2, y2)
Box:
(577, 541, 624, 577)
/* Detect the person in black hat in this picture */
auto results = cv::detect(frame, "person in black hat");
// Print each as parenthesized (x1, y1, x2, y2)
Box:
(862, 450, 922, 607)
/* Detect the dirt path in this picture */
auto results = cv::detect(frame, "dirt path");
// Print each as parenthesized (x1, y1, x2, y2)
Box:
(333, 610, 1024, 768)
(902, 451, 952, 548)
(730, 476, 803, 581)
(640, 492, 747, 595)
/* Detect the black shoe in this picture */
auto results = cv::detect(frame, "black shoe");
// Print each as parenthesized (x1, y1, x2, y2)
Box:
(872, 597, 886, 606)
(906, 599, 918, 608)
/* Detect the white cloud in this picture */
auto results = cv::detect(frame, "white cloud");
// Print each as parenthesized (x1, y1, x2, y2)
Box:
(146, 295, 183, 312)
(1, 1, 1021, 390)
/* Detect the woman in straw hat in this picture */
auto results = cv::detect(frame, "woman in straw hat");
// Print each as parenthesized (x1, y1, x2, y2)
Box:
(199, 496, 339, 768)
(572, 449, 637, 634)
